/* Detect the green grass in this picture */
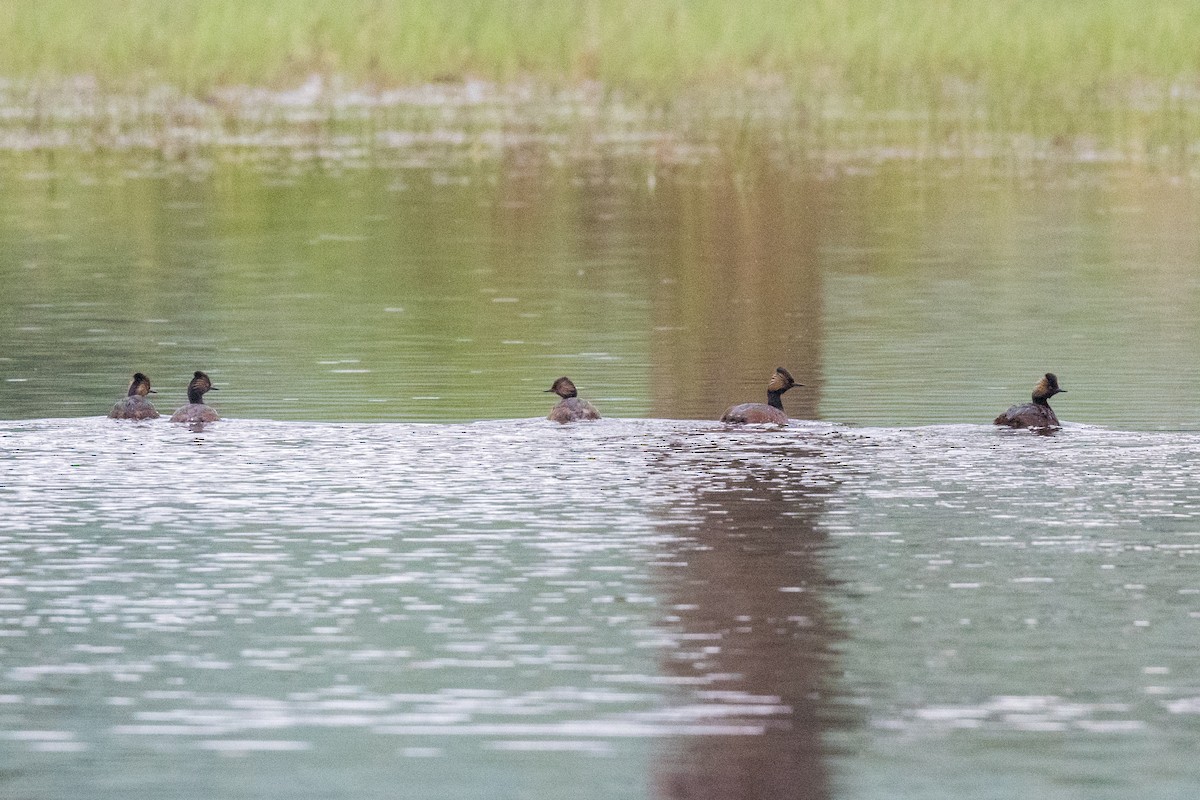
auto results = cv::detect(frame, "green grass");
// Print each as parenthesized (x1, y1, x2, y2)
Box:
(1, 0, 1198, 158)
(1, 0, 1198, 105)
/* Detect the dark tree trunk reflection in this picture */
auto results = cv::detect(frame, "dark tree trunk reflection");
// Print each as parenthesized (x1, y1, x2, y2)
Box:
(652, 444, 849, 800)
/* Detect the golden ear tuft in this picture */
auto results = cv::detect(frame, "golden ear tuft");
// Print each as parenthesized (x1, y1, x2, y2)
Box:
(767, 368, 793, 393)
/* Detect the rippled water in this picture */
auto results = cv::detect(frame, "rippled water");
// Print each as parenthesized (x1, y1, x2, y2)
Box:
(3, 116, 1200, 798)
(3, 416, 1200, 798)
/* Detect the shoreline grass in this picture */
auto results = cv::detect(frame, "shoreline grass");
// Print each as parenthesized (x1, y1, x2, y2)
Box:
(0, 1, 1198, 164)
(1, 1, 1199, 107)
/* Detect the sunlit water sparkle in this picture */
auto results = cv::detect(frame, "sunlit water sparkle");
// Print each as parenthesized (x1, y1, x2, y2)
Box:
(3, 417, 1200, 798)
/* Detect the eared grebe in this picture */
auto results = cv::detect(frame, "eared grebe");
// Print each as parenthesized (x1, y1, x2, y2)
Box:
(108, 372, 160, 420)
(721, 367, 800, 425)
(169, 371, 220, 423)
(994, 372, 1065, 429)
(545, 376, 601, 423)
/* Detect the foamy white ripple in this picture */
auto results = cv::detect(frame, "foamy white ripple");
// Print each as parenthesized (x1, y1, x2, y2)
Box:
(4, 418, 1200, 798)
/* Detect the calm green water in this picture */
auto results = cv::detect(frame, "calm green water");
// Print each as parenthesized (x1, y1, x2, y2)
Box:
(3, 145, 1200, 799)
(2, 152, 1199, 428)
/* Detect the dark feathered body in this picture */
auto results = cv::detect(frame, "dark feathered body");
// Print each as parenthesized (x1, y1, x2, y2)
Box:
(108, 372, 159, 420)
(993, 403, 1059, 429)
(720, 403, 789, 425)
(545, 376, 600, 423)
(110, 396, 160, 420)
(549, 397, 601, 423)
(720, 367, 799, 425)
(994, 373, 1065, 429)
(170, 371, 220, 423)
(169, 403, 221, 423)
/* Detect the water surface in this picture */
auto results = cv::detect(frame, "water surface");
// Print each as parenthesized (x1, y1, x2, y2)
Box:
(2, 153, 1199, 428)
(3, 131, 1200, 799)
(3, 418, 1200, 799)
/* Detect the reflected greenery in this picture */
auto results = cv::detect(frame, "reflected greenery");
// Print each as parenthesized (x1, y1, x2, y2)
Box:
(1, 146, 1199, 428)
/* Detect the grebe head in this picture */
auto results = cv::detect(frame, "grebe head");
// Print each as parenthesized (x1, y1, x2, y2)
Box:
(767, 367, 799, 395)
(186, 371, 218, 404)
(128, 372, 156, 397)
(545, 376, 579, 399)
(1032, 373, 1065, 402)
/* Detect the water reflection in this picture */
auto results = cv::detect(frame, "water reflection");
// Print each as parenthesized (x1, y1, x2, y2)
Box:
(652, 439, 848, 800)
(4, 152, 1200, 427)
(649, 164, 826, 421)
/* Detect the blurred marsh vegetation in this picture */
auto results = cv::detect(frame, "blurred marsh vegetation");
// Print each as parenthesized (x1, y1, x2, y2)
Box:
(0, 0, 1197, 162)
